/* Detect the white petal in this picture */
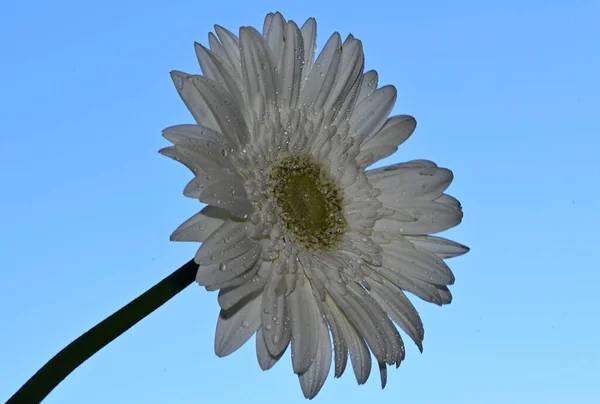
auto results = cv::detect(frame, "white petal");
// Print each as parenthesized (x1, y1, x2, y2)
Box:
(204, 259, 261, 291)
(194, 43, 245, 115)
(162, 125, 236, 171)
(316, 296, 348, 378)
(170, 205, 230, 242)
(346, 282, 404, 366)
(436, 193, 462, 209)
(288, 277, 321, 374)
(196, 243, 261, 287)
(218, 261, 271, 310)
(214, 25, 242, 78)
(261, 273, 292, 357)
(375, 200, 463, 235)
(263, 12, 285, 67)
(300, 32, 342, 113)
(256, 326, 284, 370)
(208, 32, 227, 63)
(349, 85, 397, 146)
(323, 37, 364, 123)
(382, 241, 456, 285)
(183, 169, 253, 218)
(327, 292, 372, 384)
(404, 235, 470, 259)
(435, 285, 452, 304)
(158, 146, 198, 174)
(356, 70, 378, 105)
(378, 362, 387, 389)
(163, 123, 232, 148)
(374, 166, 454, 202)
(298, 313, 332, 399)
(196, 229, 258, 265)
(214, 293, 261, 357)
(277, 21, 304, 110)
(186, 75, 249, 148)
(364, 114, 416, 147)
(239, 27, 278, 119)
(300, 18, 317, 86)
(193, 219, 246, 256)
(170, 71, 219, 132)
(215, 295, 260, 358)
(358, 115, 416, 164)
(370, 280, 424, 351)
(374, 265, 445, 305)
(327, 282, 384, 363)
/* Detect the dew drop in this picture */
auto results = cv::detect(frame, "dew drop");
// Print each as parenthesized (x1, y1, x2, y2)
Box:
(265, 324, 273, 331)
(272, 335, 280, 344)
(219, 263, 227, 271)
(241, 320, 250, 328)
(221, 149, 228, 157)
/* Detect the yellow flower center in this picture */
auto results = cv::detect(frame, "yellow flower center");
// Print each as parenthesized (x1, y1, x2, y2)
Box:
(268, 154, 346, 251)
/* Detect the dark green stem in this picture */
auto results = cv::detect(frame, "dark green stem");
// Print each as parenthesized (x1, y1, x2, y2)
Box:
(6, 259, 198, 404)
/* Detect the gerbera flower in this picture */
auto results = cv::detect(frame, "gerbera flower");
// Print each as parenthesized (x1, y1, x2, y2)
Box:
(161, 12, 468, 399)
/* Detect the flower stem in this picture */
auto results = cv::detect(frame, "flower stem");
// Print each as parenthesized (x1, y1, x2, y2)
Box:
(6, 259, 198, 404)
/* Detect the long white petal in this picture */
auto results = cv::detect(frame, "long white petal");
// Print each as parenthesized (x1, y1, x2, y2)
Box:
(356, 70, 378, 105)
(288, 277, 321, 374)
(404, 235, 469, 258)
(239, 27, 278, 120)
(170, 71, 219, 132)
(300, 18, 317, 86)
(277, 21, 304, 110)
(299, 312, 332, 399)
(263, 12, 285, 65)
(170, 205, 229, 242)
(261, 272, 292, 357)
(358, 115, 416, 165)
(187, 75, 249, 148)
(323, 36, 364, 124)
(350, 85, 397, 145)
(382, 241, 456, 285)
(300, 32, 342, 113)
(374, 166, 454, 202)
(316, 296, 348, 378)
(370, 280, 425, 351)
(194, 43, 245, 116)
(196, 243, 261, 287)
(375, 200, 463, 235)
(214, 293, 261, 357)
(327, 292, 371, 384)
(374, 265, 446, 305)
(218, 261, 271, 310)
(256, 326, 285, 370)
(214, 25, 242, 78)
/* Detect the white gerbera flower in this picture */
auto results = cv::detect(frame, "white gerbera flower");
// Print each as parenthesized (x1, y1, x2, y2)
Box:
(161, 12, 468, 399)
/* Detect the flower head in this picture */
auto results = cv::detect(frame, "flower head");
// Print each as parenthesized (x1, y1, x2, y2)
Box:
(161, 12, 468, 399)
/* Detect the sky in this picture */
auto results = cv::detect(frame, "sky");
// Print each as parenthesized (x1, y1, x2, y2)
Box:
(1, 0, 599, 403)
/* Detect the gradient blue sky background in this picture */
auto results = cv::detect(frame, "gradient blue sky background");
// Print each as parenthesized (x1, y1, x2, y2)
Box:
(1, 0, 599, 403)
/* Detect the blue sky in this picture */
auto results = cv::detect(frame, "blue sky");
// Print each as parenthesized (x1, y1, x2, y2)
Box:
(1, 0, 599, 403)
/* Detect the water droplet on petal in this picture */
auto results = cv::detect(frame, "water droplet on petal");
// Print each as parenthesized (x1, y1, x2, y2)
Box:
(219, 263, 227, 271)
(272, 335, 280, 344)
(265, 324, 273, 331)
(241, 320, 250, 328)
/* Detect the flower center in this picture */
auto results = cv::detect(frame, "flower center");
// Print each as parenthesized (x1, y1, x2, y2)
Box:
(268, 154, 346, 251)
